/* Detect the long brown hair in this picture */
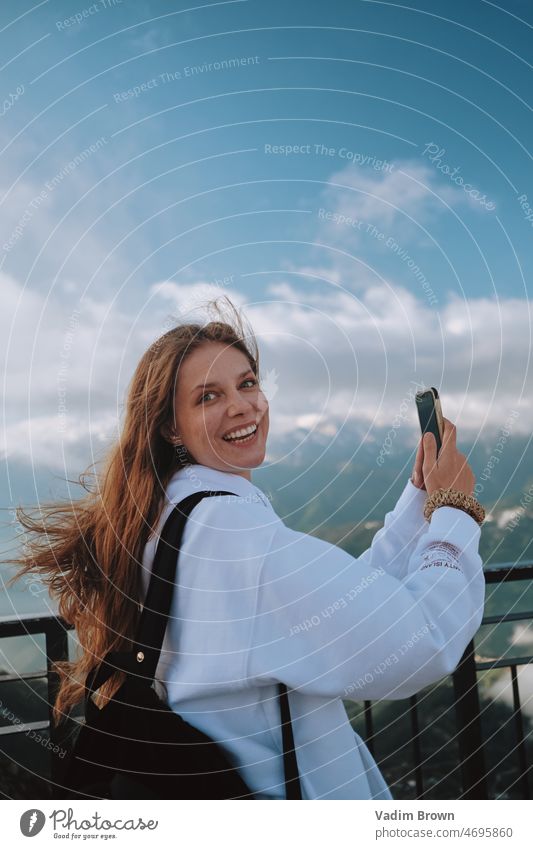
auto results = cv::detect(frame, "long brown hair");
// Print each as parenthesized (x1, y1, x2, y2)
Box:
(2, 296, 260, 726)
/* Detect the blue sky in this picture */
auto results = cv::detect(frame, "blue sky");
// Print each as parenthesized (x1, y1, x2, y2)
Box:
(1, 0, 532, 476)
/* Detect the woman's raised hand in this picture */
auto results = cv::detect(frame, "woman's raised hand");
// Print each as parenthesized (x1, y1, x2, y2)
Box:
(422, 417, 475, 497)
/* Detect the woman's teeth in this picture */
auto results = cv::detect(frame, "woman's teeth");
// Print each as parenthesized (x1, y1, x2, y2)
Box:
(223, 424, 258, 444)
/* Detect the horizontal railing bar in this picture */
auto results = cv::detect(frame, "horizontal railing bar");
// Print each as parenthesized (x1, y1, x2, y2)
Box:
(0, 560, 530, 633)
(483, 560, 533, 571)
(0, 712, 84, 739)
(0, 719, 49, 737)
(0, 615, 73, 639)
(475, 655, 533, 671)
(0, 612, 67, 624)
(482, 611, 533, 625)
(0, 670, 48, 683)
(484, 565, 533, 583)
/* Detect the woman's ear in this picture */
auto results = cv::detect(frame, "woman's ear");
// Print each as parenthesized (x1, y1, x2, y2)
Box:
(160, 421, 177, 443)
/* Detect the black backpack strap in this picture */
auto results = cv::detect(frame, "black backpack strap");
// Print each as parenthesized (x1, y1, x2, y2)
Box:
(134, 490, 237, 680)
(85, 489, 302, 799)
(278, 682, 302, 799)
(84, 491, 234, 703)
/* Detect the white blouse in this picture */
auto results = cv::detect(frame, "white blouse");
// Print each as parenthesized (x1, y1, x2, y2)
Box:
(140, 463, 485, 800)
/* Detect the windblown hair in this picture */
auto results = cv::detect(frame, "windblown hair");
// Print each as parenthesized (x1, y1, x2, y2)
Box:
(3, 296, 260, 726)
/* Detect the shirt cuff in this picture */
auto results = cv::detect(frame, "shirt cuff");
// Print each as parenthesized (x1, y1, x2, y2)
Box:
(395, 476, 429, 519)
(427, 504, 482, 548)
(378, 477, 430, 545)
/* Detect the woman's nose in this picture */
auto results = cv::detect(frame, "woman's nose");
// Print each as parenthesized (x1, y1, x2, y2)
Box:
(227, 390, 255, 416)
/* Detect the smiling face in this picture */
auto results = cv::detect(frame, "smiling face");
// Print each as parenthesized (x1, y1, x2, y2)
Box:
(170, 341, 269, 480)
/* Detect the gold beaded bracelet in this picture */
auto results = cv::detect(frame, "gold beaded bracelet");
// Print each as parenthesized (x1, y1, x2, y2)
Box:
(423, 488, 486, 527)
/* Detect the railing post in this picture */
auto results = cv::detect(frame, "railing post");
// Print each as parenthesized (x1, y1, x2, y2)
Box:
(409, 693, 424, 798)
(45, 618, 71, 791)
(363, 700, 374, 755)
(452, 638, 488, 799)
(510, 664, 531, 799)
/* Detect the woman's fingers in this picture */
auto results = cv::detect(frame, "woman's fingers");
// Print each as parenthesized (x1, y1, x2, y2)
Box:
(422, 431, 437, 477)
(411, 436, 426, 488)
(440, 417, 456, 452)
(413, 419, 460, 491)
(415, 437, 424, 472)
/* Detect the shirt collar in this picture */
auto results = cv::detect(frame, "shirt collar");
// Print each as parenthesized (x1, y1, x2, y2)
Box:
(165, 464, 274, 512)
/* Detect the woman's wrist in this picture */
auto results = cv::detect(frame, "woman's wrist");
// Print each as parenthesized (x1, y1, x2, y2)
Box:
(423, 488, 485, 527)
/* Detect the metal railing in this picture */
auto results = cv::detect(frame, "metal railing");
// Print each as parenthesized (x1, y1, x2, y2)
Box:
(359, 561, 533, 799)
(1, 562, 532, 798)
(0, 613, 74, 794)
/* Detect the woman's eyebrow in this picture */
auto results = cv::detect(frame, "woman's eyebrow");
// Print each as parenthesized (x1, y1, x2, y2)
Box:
(191, 369, 253, 394)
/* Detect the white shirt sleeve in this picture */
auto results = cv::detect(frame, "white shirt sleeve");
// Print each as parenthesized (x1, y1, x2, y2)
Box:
(356, 476, 430, 581)
(247, 504, 485, 702)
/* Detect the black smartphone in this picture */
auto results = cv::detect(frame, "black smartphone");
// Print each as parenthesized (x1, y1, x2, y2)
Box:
(415, 387, 444, 457)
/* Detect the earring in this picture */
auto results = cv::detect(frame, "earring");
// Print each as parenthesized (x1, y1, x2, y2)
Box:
(173, 437, 189, 465)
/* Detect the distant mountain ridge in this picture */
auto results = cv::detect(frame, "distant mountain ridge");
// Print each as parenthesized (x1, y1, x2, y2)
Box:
(1, 425, 532, 569)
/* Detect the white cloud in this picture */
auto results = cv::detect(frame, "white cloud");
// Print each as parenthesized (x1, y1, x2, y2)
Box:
(0, 412, 118, 471)
(316, 158, 464, 253)
(511, 622, 533, 647)
(147, 280, 248, 324)
(1, 153, 531, 471)
(496, 508, 523, 530)
(1, 268, 532, 471)
(232, 286, 532, 440)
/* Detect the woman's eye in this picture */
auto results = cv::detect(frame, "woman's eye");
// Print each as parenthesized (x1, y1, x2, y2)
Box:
(199, 378, 257, 404)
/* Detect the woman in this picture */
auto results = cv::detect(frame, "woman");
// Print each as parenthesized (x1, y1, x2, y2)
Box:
(7, 296, 485, 800)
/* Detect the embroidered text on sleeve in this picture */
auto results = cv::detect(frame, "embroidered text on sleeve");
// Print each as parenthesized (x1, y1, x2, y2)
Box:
(419, 541, 463, 573)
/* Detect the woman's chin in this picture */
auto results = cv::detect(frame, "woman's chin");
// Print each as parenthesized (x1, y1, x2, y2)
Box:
(225, 450, 266, 470)
(220, 438, 267, 469)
